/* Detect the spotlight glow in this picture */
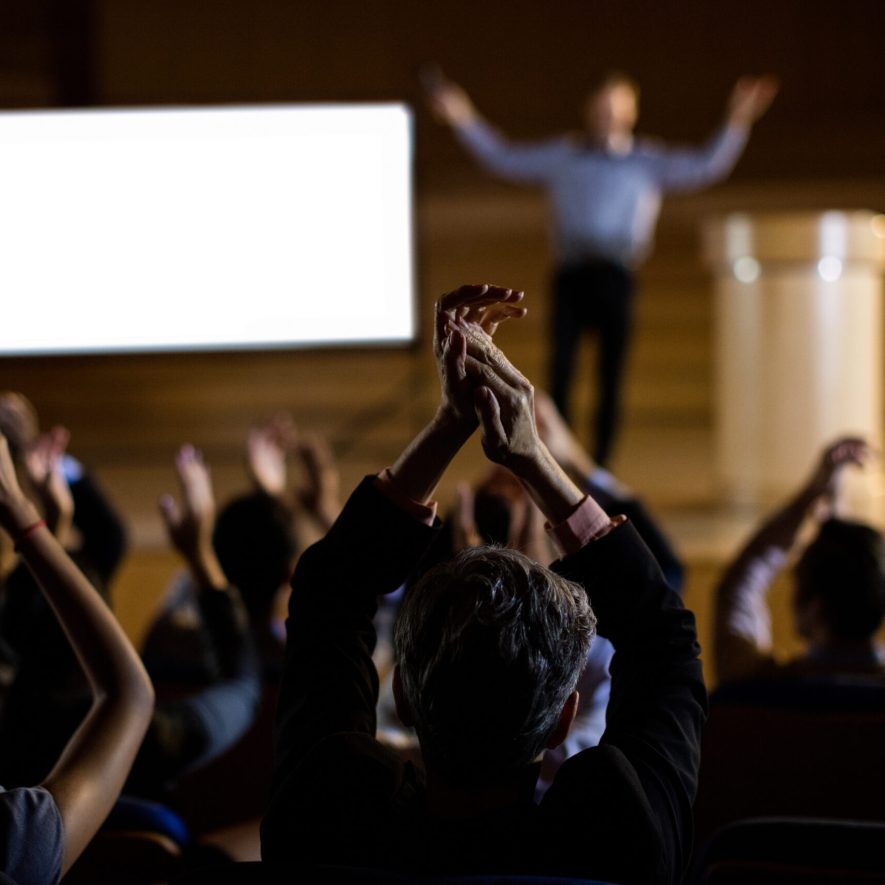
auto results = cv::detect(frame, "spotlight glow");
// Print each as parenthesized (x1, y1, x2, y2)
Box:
(817, 256, 843, 282)
(732, 256, 760, 284)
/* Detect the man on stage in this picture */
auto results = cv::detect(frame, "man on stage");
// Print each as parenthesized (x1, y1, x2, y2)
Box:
(426, 69, 777, 466)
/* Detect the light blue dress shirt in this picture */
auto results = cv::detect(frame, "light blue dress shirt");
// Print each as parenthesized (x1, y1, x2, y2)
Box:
(456, 118, 749, 267)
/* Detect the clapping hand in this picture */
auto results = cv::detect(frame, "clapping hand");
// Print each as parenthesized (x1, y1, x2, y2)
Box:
(246, 413, 298, 499)
(159, 445, 225, 588)
(0, 433, 35, 531)
(293, 432, 340, 532)
(806, 437, 871, 514)
(455, 319, 539, 470)
(24, 426, 74, 546)
(434, 284, 525, 434)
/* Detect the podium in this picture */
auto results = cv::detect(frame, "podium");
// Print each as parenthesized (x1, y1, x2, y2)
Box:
(703, 211, 885, 507)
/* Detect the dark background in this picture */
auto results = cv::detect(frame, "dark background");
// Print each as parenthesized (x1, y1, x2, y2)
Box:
(4, 0, 885, 184)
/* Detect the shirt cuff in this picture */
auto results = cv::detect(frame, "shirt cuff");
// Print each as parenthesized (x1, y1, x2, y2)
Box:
(547, 495, 620, 555)
(374, 468, 438, 527)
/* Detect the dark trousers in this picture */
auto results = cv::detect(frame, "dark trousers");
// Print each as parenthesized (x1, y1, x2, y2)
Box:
(549, 260, 635, 467)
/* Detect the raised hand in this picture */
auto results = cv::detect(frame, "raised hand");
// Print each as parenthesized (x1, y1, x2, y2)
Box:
(451, 481, 482, 551)
(806, 436, 871, 505)
(434, 284, 526, 433)
(294, 432, 340, 532)
(159, 446, 223, 588)
(458, 322, 539, 469)
(385, 284, 523, 508)
(247, 413, 298, 499)
(420, 65, 478, 128)
(24, 426, 74, 546)
(0, 433, 36, 529)
(0, 392, 39, 459)
(727, 75, 779, 127)
(457, 314, 585, 526)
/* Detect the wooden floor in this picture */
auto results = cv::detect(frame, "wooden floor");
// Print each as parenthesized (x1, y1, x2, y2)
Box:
(6, 175, 885, 686)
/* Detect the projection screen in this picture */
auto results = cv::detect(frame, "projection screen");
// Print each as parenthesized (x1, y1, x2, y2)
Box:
(0, 103, 414, 354)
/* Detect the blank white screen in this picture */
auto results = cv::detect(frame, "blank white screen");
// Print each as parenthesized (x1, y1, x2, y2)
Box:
(0, 103, 414, 354)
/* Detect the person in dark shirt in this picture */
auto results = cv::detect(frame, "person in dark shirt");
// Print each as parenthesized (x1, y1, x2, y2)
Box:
(262, 284, 704, 884)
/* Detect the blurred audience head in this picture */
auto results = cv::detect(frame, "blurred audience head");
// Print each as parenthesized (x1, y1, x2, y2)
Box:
(472, 467, 524, 546)
(212, 491, 297, 619)
(794, 518, 885, 643)
(393, 545, 595, 784)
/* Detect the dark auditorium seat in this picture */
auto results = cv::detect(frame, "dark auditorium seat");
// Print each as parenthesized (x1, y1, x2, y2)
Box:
(691, 817, 885, 884)
(694, 677, 885, 846)
(173, 863, 615, 884)
(64, 795, 192, 884)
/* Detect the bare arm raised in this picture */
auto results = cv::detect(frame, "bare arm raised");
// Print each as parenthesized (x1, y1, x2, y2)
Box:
(714, 436, 869, 684)
(0, 434, 154, 876)
(387, 284, 526, 505)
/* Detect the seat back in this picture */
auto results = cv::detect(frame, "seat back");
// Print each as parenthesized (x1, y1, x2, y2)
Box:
(694, 678, 885, 846)
(693, 817, 885, 884)
(174, 866, 612, 884)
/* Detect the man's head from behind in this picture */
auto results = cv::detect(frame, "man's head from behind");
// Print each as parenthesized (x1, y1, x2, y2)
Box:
(584, 71, 639, 143)
(393, 545, 595, 785)
(794, 518, 885, 644)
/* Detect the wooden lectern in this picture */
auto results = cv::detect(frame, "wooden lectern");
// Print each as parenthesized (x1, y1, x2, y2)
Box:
(703, 211, 885, 509)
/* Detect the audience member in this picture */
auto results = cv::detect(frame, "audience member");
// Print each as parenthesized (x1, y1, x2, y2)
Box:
(141, 420, 339, 683)
(0, 401, 129, 786)
(0, 431, 154, 883)
(0, 441, 260, 801)
(125, 445, 262, 796)
(261, 284, 704, 883)
(377, 390, 686, 784)
(714, 436, 885, 684)
(0, 392, 128, 587)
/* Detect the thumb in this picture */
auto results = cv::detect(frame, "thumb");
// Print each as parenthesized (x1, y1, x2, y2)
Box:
(473, 387, 507, 460)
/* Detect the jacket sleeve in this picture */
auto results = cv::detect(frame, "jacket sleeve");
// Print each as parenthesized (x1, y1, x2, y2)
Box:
(553, 522, 706, 885)
(266, 477, 440, 810)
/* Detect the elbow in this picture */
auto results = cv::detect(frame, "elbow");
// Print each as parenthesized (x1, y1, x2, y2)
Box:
(130, 665, 157, 724)
(95, 664, 156, 727)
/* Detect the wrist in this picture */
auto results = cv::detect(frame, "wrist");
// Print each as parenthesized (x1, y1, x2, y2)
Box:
(512, 444, 585, 526)
(433, 405, 476, 444)
(0, 496, 41, 538)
